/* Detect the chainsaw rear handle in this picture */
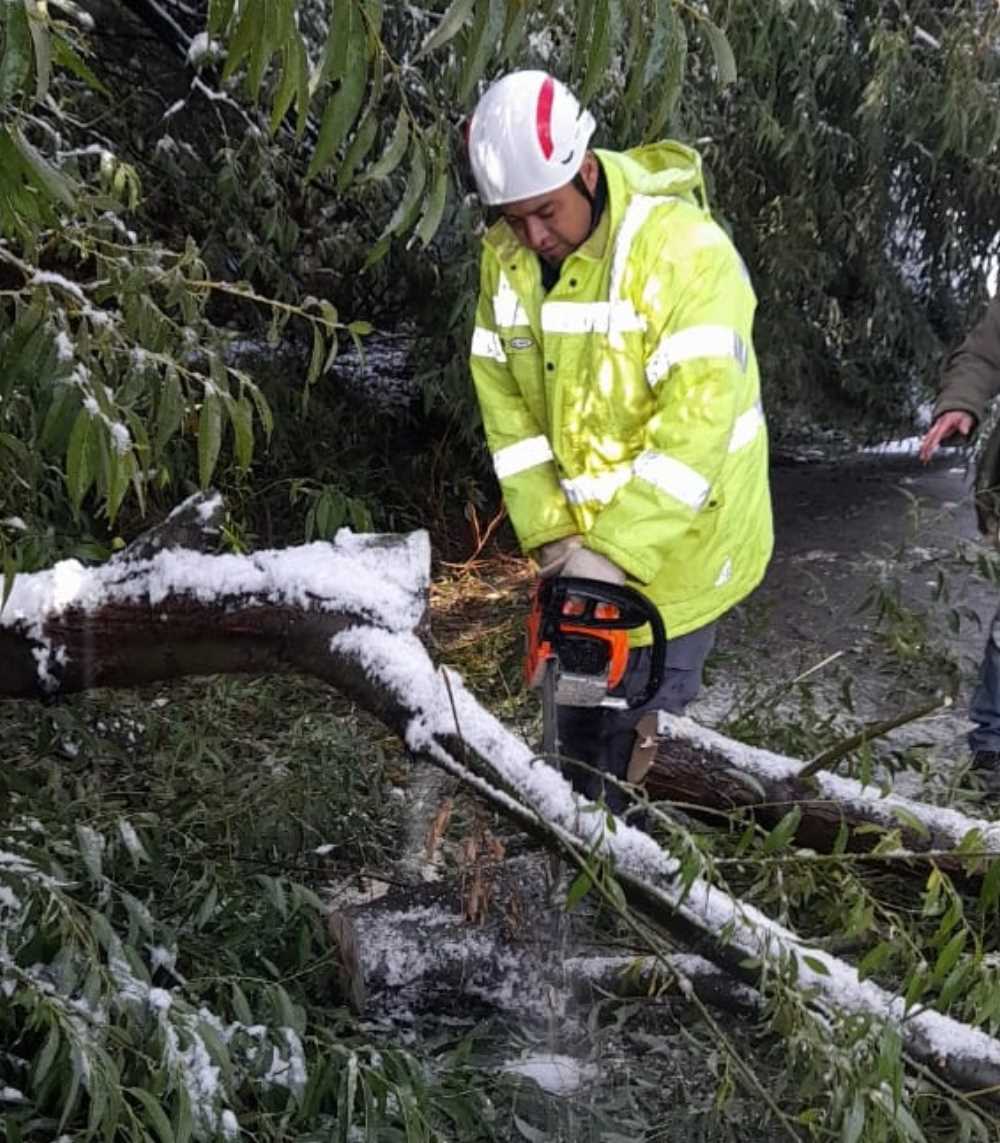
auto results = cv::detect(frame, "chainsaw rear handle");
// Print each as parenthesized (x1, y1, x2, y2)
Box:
(539, 576, 668, 709)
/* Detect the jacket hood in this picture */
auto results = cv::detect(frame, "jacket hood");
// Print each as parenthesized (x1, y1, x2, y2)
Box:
(598, 140, 707, 205)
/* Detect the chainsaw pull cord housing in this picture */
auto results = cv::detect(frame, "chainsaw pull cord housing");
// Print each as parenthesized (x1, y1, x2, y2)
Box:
(524, 577, 667, 709)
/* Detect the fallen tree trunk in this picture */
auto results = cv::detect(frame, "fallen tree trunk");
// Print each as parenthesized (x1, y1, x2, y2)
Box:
(5, 494, 1000, 1099)
(647, 717, 1000, 872)
(337, 854, 760, 1019)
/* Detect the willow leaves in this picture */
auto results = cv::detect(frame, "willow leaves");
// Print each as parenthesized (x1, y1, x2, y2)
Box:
(214, 0, 738, 250)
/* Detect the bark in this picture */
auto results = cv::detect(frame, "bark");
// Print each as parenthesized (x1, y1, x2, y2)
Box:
(647, 715, 1000, 874)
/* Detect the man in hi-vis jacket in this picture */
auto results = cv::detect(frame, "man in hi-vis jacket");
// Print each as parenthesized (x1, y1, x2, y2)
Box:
(466, 71, 773, 811)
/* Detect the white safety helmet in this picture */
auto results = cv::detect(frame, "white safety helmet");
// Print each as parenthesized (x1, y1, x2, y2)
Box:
(466, 71, 596, 206)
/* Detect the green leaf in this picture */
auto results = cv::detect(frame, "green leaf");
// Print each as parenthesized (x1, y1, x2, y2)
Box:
(571, 0, 594, 82)
(221, 0, 259, 83)
(268, 37, 303, 135)
(306, 325, 325, 388)
(194, 881, 219, 929)
(306, 11, 369, 181)
(980, 858, 1000, 909)
(621, 0, 656, 118)
(500, 0, 528, 63)
(106, 444, 133, 524)
(841, 1092, 864, 1143)
(197, 390, 223, 489)
(10, 126, 75, 207)
(336, 1050, 359, 1140)
(51, 34, 109, 95)
(229, 394, 254, 470)
(382, 143, 426, 237)
(129, 1087, 175, 1143)
(66, 406, 94, 508)
(413, 162, 449, 247)
(892, 805, 930, 839)
(645, 7, 686, 140)
(40, 383, 81, 453)
(246, 0, 277, 101)
(173, 1085, 194, 1143)
(156, 368, 184, 455)
(416, 0, 476, 59)
(763, 805, 801, 853)
(76, 823, 104, 881)
(937, 961, 970, 1010)
(33, 1024, 62, 1088)
(3, 554, 16, 611)
(565, 867, 593, 910)
(933, 930, 966, 982)
(293, 29, 310, 137)
(701, 17, 737, 87)
(337, 106, 379, 190)
(456, 0, 504, 104)
(857, 940, 893, 981)
(579, 0, 612, 106)
(0, 0, 32, 107)
(232, 982, 254, 1024)
(801, 954, 830, 976)
(365, 106, 408, 180)
(25, 0, 50, 101)
(208, 0, 235, 36)
(316, 0, 351, 89)
(513, 1113, 549, 1142)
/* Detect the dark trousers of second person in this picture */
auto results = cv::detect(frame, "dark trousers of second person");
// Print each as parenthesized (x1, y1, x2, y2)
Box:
(558, 622, 717, 815)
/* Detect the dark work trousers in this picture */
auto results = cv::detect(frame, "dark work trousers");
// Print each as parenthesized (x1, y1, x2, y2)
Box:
(557, 620, 717, 813)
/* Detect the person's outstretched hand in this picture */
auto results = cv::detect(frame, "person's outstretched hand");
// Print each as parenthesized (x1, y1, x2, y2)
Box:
(919, 411, 974, 463)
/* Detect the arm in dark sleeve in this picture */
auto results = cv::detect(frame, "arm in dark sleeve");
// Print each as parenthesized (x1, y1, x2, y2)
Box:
(935, 297, 1000, 425)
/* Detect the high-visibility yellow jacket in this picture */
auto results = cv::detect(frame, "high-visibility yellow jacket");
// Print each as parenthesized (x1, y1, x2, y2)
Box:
(469, 141, 773, 639)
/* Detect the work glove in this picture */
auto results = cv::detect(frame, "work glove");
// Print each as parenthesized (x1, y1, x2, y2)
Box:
(535, 534, 583, 579)
(560, 546, 626, 585)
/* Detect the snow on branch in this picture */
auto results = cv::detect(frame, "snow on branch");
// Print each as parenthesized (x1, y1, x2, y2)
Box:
(650, 714, 1000, 865)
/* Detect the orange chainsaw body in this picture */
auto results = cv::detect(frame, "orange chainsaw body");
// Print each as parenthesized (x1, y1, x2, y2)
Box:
(524, 585, 631, 697)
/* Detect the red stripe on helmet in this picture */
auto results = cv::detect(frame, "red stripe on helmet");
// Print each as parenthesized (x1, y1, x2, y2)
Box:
(536, 76, 555, 160)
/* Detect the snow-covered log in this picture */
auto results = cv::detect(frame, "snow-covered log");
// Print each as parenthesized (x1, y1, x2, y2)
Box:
(647, 717, 1000, 872)
(4, 502, 1000, 1097)
(0, 493, 429, 701)
(334, 854, 761, 1019)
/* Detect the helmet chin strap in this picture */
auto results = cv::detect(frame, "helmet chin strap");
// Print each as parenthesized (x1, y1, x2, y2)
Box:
(572, 171, 596, 231)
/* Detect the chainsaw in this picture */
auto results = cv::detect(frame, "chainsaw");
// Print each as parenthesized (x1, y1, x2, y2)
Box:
(524, 576, 667, 761)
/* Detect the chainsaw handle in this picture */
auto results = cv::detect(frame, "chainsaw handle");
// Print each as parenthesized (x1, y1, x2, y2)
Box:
(543, 577, 668, 709)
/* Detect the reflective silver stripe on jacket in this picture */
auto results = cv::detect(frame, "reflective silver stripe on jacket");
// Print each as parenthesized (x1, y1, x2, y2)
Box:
(541, 300, 645, 336)
(493, 271, 529, 328)
(632, 450, 710, 510)
(471, 327, 507, 363)
(645, 325, 749, 388)
(492, 435, 554, 480)
(559, 466, 632, 505)
(728, 401, 765, 452)
(607, 194, 661, 349)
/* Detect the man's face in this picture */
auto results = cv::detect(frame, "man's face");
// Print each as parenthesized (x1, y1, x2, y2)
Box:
(501, 154, 598, 266)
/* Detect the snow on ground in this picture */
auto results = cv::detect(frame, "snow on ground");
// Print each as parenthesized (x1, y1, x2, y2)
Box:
(502, 1053, 598, 1096)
